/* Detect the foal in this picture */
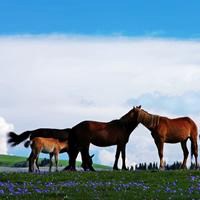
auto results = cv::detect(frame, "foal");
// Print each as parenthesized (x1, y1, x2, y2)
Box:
(25, 137, 68, 172)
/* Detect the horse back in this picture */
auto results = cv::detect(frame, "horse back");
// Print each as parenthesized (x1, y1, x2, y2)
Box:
(29, 128, 70, 141)
(158, 116, 198, 143)
(31, 137, 68, 153)
(71, 120, 129, 146)
(160, 116, 196, 127)
(168, 117, 197, 130)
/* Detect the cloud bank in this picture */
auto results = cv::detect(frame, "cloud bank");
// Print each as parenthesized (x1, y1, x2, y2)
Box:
(0, 117, 14, 154)
(1, 35, 200, 166)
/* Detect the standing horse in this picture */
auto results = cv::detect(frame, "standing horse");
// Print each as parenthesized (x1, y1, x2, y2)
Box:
(24, 137, 69, 172)
(133, 106, 198, 169)
(7, 128, 70, 146)
(66, 106, 140, 171)
(7, 128, 94, 171)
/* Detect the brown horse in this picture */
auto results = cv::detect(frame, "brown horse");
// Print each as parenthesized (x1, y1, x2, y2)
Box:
(7, 128, 70, 146)
(133, 106, 198, 169)
(66, 106, 140, 171)
(7, 128, 94, 171)
(24, 137, 69, 172)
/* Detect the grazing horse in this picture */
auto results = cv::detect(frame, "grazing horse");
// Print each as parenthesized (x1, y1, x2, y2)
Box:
(133, 106, 198, 169)
(66, 106, 140, 171)
(7, 128, 94, 171)
(25, 137, 69, 172)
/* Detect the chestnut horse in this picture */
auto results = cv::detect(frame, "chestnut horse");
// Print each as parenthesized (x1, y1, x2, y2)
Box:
(66, 106, 140, 171)
(133, 106, 198, 169)
(25, 137, 69, 172)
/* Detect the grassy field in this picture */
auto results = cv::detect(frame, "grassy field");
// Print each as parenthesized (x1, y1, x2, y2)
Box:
(0, 155, 199, 199)
(0, 170, 199, 199)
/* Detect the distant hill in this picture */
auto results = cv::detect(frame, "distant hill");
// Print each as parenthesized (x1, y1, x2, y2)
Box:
(0, 154, 111, 170)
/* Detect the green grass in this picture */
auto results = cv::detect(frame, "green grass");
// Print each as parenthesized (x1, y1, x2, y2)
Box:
(0, 155, 26, 167)
(0, 170, 199, 199)
(0, 155, 199, 199)
(0, 154, 111, 169)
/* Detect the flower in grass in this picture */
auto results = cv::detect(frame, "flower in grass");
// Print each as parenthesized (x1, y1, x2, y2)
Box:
(172, 180, 177, 186)
(45, 182, 53, 187)
(0, 182, 5, 187)
(191, 176, 196, 181)
(0, 190, 4, 195)
(35, 188, 42, 193)
(61, 181, 79, 187)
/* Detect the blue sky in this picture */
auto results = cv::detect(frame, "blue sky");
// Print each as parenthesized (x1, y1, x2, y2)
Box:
(0, 1, 200, 38)
(1, 1, 200, 168)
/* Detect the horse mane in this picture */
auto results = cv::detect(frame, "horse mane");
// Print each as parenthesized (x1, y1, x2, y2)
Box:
(137, 109, 160, 129)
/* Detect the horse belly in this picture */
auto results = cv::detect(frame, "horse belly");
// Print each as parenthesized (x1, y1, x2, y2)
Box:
(165, 137, 183, 143)
(90, 132, 117, 147)
(41, 147, 54, 153)
(91, 140, 116, 147)
(165, 128, 189, 143)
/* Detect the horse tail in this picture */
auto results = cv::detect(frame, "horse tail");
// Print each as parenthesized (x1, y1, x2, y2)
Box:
(7, 131, 31, 146)
(24, 140, 31, 148)
(190, 120, 198, 162)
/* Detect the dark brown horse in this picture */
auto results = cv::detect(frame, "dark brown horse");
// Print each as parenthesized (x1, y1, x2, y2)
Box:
(7, 128, 94, 171)
(7, 107, 139, 171)
(8, 128, 70, 146)
(66, 106, 140, 171)
(133, 106, 198, 169)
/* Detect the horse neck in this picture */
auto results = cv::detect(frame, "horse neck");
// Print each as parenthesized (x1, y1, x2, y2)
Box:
(120, 117, 138, 135)
(138, 110, 160, 129)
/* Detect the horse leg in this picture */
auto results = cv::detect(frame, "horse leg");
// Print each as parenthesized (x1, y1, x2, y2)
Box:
(63, 148, 79, 171)
(28, 151, 33, 172)
(113, 145, 121, 170)
(31, 153, 38, 172)
(81, 147, 95, 171)
(190, 136, 198, 169)
(35, 157, 40, 172)
(121, 145, 127, 170)
(29, 151, 37, 172)
(155, 140, 164, 170)
(180, 140, 189, 169)
(54, 152, 59, 172)
(49, 153, 54, 172)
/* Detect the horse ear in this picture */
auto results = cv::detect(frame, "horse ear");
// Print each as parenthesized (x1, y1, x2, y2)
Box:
(90, 154, 94, 158)
(137, 105, 141, 109)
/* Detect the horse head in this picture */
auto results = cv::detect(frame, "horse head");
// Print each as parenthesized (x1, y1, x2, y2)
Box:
(120, 105, 141, 122)
(81, 154, 95, 171)
(132, 105, 142, 122)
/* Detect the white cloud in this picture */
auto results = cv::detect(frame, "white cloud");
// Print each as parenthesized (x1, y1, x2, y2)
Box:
(1, 35, 200, 166)
(0, 117, 14, 154)
(98, 148, 116, 166)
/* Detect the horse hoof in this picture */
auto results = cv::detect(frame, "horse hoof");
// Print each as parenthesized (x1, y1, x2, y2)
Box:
(84, 167, 95, 172)
(180, 165, 187, 170)
(63, 165, 76, 171)
(113, 167, 119, 171)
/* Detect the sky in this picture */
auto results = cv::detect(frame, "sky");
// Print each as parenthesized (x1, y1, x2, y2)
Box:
(1, 1, 200, 168)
